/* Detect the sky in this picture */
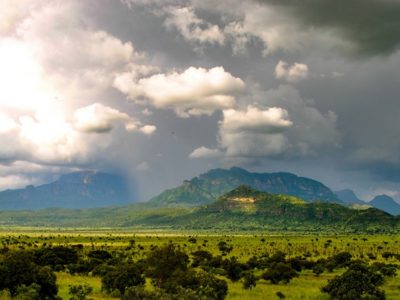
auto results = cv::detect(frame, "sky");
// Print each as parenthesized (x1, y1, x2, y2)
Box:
(1, 0, 400, 202)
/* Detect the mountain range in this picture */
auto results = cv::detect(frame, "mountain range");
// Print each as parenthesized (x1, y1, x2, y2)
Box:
(0, 185, 398, 233)
(0, 171, 132, 210)
(164, 186, 399, 232)
(0, 166, 398, 233)
(150, 167, 340, 206)
(335, 189, 366, 205)
(335, 189, 400, 216)
(369, 195, 400, 216)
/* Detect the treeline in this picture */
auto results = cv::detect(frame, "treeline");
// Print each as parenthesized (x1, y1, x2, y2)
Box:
(0, 241, 398, 299)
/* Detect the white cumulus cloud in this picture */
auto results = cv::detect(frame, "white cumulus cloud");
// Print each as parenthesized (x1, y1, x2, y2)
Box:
(114, 66, 245, 117)
(73, 103, 155, 134)
(189, 146, 222, 158)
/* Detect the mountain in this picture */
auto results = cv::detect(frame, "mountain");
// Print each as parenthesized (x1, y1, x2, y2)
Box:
(0, 186, 398, 233)
(0, 171, 132, 210)
(166, 186, 400, 232)
(335, 189, 365, 205)
(150, 167, 340, 206)
(369, 195, 400, 216)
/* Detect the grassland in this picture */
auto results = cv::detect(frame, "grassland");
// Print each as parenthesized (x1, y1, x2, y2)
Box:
(0, 230, 399, 299)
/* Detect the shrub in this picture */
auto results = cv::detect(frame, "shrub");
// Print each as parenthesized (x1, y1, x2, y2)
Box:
(217, 241, 233, 254)
(69, 284, 93, 300)
(34, 247, 78, 270)
(262, 262, 298, 284)
(87, 250, 112, 261)
(242, 272, 257, 289)
(322, 262, 385, 300)
(102, 264, 145, 295)
(222, 256, 245, 281)
(191, 250, 213, 268)
(145, 244, 189, 287)
(0, 251, 58, 299)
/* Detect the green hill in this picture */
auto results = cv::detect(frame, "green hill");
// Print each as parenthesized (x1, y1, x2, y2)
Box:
(0, 186, 398, 233)
(149, 167, 340, 206)
(165, 186, 400, 233)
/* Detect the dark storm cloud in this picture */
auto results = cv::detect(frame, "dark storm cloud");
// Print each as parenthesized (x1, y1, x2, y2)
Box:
(258, 0, 400, 56)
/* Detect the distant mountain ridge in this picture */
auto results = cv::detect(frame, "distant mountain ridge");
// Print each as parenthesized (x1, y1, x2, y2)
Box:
(335, 189, 400, 216)
(0, 185, 398, 233)
(150, 167, 340, 206)
(0, 171, 132, 210)
(370, 195, 400, 216)
(335, 189, 365, 205)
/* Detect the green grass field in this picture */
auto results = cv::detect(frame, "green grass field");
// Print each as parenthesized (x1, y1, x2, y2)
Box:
(0, 230, 399, 299)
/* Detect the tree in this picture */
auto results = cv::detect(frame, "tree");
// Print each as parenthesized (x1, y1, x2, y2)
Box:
(222, 256, 245, 281)
(322, 262, 385, 300)
(331, 252, 352, 268)
(276, 291, 286, 299)
(313, 264, 324, 277)
(262, 263, 298, 284)
(191, 250, 213, 268)
(69, 284, 93, 300)
(242, 272, 257, 289)
(145, 244, 189, 287)
(0, 251, 59, 299)
(88, 250, 112, 261)
(34, 246, 78, 270)
(102, 264, 145, 295)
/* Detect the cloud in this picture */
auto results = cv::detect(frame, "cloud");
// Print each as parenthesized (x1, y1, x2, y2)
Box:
(222, 106, 293, 134)
(190, 106, 292, 159)
(0, 0, 157, 172)
(123, 0, 400, 57)
(114, 66, 245, 117)
(139, 125, 157, 135)
(164, 6, 225, 46)
(73, 103, 155, 134)
(275, 61, 309, 82)
(256, 0, 400, 56)
(189, 146, 222, 158)
(219, 106, 292, 158)
(191, 85, 340, 161)
(0, 160, 78, 190)
(260, 85, 340, 155)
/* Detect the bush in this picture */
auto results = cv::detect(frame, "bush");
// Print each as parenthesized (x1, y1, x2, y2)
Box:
(15, 284, 41, 300)
(322, 262, 385, 300)
(102, 264, 145, 295)
(312, 264, 324, 277)
(69, 284, 93, 300)
(262, 262, 298, 284)
(145, 244, 189, 287)
(0, 251, 58, 299)
(34, 247, 78, 269)
(123, 286, 197, 300)
(191, 250, 213, 268)
(222, 256, 246, 281)
(242, 272, 257, 289)
(217, 241, 233, 254)
(331, 252, 352, 268)
(88, 250, 112, 261)
(371, 262, 397, 277)
(123, 271, 227, 300)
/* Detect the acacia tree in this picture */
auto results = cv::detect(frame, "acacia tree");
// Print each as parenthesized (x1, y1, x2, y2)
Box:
(322, 262, 385, 300)
(0, 251, 58, 299)
(145, 244, 189, 287)
(102, 264, 145, 295)
(262, 262, 298, 284)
